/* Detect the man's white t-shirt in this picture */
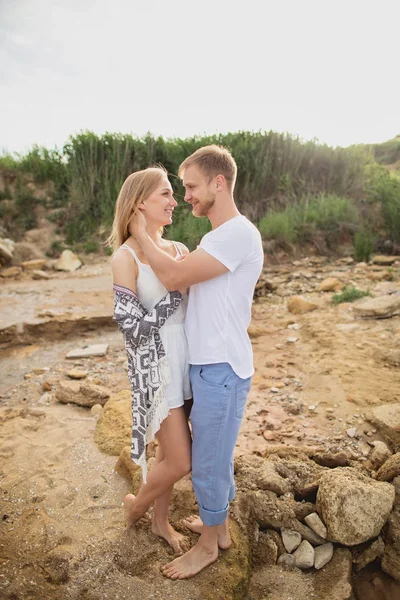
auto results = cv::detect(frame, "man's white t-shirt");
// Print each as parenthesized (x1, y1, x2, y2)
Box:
(185, 215, 264, 379)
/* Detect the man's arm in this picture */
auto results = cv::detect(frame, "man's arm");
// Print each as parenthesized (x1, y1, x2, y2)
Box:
(138, 232, 228, 290)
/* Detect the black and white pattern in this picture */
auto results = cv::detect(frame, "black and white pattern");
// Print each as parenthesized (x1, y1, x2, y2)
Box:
(113, 284, 183, 482)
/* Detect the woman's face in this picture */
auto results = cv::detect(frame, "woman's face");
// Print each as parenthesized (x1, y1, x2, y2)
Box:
(141, 177, 177, 227)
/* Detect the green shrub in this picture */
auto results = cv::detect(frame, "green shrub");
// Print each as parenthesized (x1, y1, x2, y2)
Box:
(331, 286, 371, 305)
(83, 238, 99, 253)
(354, 229, 376, 262)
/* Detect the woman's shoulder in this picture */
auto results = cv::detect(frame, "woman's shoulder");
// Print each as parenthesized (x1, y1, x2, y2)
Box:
(111, 247, 138, 283)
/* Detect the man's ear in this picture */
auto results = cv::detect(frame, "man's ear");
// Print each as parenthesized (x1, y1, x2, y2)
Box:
(215, 174, 225, 191)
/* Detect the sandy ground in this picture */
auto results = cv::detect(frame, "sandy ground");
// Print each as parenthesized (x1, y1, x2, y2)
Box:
(1, 255, 400, 599)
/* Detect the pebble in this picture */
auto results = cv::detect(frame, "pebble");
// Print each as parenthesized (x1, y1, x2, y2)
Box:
(304, 513, 327, 539)
(293, 540, 314, 569)
(277, 553, 295, 567)
(67, 370, 88, 380)
(287, 337, 298, 343)
(314, 543, 334, 570)
(281, 528, 302, 553)
(346, 427, 357, 438)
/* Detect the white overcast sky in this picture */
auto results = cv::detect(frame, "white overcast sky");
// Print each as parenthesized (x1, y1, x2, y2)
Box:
(0, 0, 398, 153)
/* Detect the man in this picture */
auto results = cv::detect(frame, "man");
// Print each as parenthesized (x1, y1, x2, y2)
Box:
(133, 145, 264, 579)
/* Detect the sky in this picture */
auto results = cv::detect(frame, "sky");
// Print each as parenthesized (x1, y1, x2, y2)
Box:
(0, 0, 399, 153)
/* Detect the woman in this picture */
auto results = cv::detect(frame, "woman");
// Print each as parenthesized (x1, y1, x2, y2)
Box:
(108, 166, 192, 555)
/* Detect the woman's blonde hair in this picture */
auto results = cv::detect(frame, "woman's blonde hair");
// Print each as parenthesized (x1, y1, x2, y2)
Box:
(107, 166, 167, 251)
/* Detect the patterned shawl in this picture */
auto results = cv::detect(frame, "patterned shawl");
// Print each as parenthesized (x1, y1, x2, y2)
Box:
(113, 284, 183, 482)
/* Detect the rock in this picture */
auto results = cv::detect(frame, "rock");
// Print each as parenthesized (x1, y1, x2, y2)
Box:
(235, 455, 292, 496)
(56, 381, 111, 407)
(54, 249, 82, 272)
(346, 427, 357, 438)
(352, 536, 385, 571)
(381, 487, 400, 581)
(293, 540, 314, 569)
(368, 404, 400, 450)
(316, 467, 395, 545)
(67, 369, 88, 380)
(366, 441, 392, 471)
(314, 543, 334, 570)
(252, 531, 278, 567)
(254, 278, 277, 297)
(287, 296, 318, 315)
(304, 512, 327, 539)
(376, 453, 400, 482)
(66, 344, 109, 359)
(90, 404, 103, 417)
(373, 281, 400, 295)
(21, 259, 47, 270)
(354, 294, 400, 319)
(277, 553, 295, 567)
(248, 325, 268, 338)
(1, 266, 22, 278)
(0, 238, 14, 263)
(313, 548, 353, 599)
(293, 521, 327, 546)
(11, 241, 43, 263)
(319, 278, 343, 292)
(32, 269, 50, 280)
(281, 528, 301, 553)
(372, 255, 400, 266)
(312, 451, 350, 468)
(286, 337, 298, 343)
(95, 391, 132, 456)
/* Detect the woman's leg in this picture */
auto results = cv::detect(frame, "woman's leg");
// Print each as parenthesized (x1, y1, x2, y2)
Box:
(124, 406, 191, 526)
(151, 444, 190, 554)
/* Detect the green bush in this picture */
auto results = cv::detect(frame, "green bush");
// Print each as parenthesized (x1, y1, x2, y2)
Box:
(331, 286, 371, 305)
(259, 194, 359, 247)
(354, 228, 376, 262)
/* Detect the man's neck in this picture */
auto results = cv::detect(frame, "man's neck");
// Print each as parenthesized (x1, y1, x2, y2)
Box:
(208, 199, 240, 230)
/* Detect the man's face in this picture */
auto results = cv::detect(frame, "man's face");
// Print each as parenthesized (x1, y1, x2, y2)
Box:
(182, 165, 216, 218)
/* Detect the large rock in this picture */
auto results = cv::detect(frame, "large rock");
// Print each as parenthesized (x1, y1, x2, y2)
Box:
(319, 278, 343, 292)
(316, 467, 395, 545)
(353, 294, 400, 319)
(368, 404, 400, 450)
(376, 453, 400, 482)
(365, 440, 392, 472)
(287, 296, 318, 315)
(372, 255, 400, 266)
(381, 482, 400, 581)
(1, 266, 22, 278)
(94, 390, 132, 456)
(56, 381, 111, 407)
(0, 238, 15, 263)
(21, 259, 47, 271)
(54, 250, 82, 272)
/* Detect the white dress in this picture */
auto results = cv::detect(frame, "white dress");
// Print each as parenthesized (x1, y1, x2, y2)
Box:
(119, 243, 192, 409)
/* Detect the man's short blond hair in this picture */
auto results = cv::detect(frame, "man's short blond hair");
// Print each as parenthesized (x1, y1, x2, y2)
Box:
(178, 145, 237, 192)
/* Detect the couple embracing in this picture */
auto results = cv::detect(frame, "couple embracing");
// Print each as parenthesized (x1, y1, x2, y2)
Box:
(109, 145, 263, 579)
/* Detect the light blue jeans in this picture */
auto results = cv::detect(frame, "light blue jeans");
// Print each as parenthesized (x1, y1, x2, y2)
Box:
(189, 363, 252, 527)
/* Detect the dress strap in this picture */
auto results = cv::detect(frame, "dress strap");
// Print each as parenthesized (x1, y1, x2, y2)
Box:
(119, 244, 140, 264)
(172, 241, 182, 256)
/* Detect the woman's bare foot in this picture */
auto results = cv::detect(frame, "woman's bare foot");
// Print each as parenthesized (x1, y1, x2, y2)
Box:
(123, 494, 150, 527)
(182, 515, 232, 550)
(160, 542, 218, 579)
(151, 520, 190, 555)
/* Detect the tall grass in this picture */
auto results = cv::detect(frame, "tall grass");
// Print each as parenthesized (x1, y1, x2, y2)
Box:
(258, 194, 359, 247)
(2, 130, 400, 251)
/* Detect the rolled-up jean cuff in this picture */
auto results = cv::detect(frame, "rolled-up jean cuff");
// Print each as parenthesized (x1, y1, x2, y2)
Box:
(199, 503, 228, 527)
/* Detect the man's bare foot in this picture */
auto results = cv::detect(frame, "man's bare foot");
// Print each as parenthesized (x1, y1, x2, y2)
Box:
(182, 515, 232, 550)
(151, 521, 190, 555)
(160, 542, 218, 579)
(123, 494, 150, 527)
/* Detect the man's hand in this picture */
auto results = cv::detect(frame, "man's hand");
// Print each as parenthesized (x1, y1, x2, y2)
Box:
(128, 209, 147, 241)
